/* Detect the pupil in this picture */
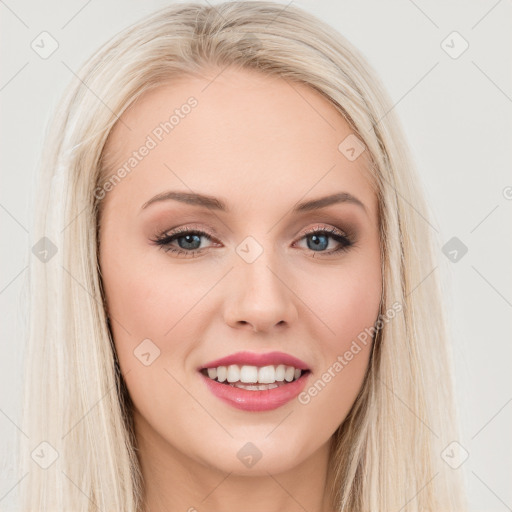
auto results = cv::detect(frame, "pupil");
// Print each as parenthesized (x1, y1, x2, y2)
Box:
(307, 234, 328, 251)
(179, 234, 201, 250)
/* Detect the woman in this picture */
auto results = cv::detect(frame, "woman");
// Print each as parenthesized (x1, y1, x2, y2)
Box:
(20, 1, 467, 510)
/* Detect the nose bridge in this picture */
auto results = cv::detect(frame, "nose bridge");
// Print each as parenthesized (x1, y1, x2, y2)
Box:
(224, 238, 298, 331)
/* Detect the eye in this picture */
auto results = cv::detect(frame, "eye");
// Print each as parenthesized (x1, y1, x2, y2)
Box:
(150, 224, 354, 258)
(293, 226, 354, 257)
(150, 225, 218, 258)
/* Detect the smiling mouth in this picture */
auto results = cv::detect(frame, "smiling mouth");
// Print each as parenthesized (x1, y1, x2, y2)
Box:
(200, 364, 310, 391)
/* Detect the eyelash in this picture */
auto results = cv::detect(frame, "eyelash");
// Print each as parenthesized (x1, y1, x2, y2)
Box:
(150, 225, 354, 259)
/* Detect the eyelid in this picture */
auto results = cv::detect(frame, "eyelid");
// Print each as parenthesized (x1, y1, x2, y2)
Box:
(298, 224, 350, 239)
(159, 223, 218, 240)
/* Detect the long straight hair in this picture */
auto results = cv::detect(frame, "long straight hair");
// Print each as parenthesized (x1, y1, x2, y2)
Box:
(20, 2, 467, 510)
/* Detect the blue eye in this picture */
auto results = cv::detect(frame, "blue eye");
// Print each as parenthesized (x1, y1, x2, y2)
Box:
(298, 226, 353, 255)
(170, 232, 202, 251)
(151, 225, 353, 258)
(152, 228, 216, 258)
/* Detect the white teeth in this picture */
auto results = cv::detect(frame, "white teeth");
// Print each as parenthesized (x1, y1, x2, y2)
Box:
(258, 365, 276, 384)
(284, 366, 295, 382)
(275, 364, 286, 381)
(203, 364, 305, 385)
(240, 365, 258, 383)
(227, 364, 240, 383)
(216, 366, 227, 382)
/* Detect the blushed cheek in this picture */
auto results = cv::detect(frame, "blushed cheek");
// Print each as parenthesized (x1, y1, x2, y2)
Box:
(100, 234, 160, 335)
(99, 243, 210, 376)
(302, 263, 381, 350)
(309, 277, 376, 418)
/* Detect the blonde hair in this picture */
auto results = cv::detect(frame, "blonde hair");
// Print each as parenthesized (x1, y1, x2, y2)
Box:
(20, 1, 467, 510)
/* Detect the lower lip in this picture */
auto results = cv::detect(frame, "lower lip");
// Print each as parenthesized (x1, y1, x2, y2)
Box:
(200, 372, 310, 412)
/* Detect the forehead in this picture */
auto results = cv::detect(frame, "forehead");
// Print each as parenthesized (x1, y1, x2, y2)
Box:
(101, 68, 377, 219)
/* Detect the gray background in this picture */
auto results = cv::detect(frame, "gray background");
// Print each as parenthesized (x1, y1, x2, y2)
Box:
(1, 1, 511, 510)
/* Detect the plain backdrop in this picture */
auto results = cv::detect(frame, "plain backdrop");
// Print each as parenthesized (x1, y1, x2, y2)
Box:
(1, 1, 511, 510)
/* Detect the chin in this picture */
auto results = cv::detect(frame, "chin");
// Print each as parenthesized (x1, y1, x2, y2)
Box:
(195, 436, 310, 476)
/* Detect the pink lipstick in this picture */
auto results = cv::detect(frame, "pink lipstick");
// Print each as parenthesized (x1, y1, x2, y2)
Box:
(198, 351, 311, 412)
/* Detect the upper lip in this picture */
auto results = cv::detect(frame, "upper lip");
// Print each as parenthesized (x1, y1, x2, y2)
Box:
(199, 351, 310, 371)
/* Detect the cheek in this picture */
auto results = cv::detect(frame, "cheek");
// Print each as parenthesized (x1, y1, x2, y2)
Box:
(294, 264, 379, 423)
(99, 239, 205, 422)
(100, 236, 202, 340)
(293, 249, 381, 407)
(99, 230, 223, 386)
(298, 252, 382, 351)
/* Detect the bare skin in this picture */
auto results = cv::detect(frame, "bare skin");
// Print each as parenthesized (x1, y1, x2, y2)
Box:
(98, 67, 382, 512)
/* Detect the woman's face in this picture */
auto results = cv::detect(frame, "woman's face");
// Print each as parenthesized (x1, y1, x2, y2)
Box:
(99, 68, 382, 478)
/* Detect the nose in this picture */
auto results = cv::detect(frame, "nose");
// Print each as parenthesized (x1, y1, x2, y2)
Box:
(223, 257, 299, 333)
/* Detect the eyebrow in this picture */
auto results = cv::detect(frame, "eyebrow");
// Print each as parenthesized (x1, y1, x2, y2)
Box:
(140, 191, 367, 215)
